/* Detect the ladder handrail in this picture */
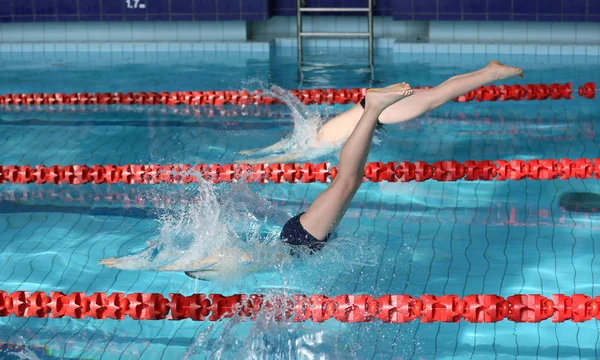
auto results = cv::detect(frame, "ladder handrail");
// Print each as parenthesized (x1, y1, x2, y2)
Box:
(300, 32, 370, 37)
(368, 0, 373, 71)
(299, 7, 371, 12)
(297, 0, 303, 74)
(297, 0, 374, 86)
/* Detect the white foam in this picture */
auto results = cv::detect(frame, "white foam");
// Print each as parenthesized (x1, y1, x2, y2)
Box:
(242, 82, 340, 161)
(104, 180, 288, 281)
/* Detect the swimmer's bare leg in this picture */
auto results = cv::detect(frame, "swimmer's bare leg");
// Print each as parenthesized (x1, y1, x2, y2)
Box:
(317, 60, 524, 142)
(298, 83, 414, 240)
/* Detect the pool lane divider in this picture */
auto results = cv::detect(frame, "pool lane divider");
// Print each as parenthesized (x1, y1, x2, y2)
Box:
(0, 83, 594, 107)
(0, 291, 598, 323)
(0, 159, 599, 185)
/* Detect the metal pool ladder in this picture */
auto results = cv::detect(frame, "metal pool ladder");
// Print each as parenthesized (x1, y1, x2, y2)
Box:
(296, 0, 374, 85)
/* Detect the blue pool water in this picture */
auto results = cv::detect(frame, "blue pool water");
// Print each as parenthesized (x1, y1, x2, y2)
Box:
(1, 49, 600, 359)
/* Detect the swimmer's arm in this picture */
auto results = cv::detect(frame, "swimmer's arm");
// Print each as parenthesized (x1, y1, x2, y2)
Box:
(156, 251, 252, 271)
(243, 152, 305, 165)
(157, 254, 221, 271)
(98, 255, 216, 271)
(238, 138, 290, 156)
(99, 242, 161, 270)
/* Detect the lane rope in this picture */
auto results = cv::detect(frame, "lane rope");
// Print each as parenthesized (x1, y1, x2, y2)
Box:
(0, 83, 594, 107)
(1, 291, 598, 323)
(0, 159, 598, 185)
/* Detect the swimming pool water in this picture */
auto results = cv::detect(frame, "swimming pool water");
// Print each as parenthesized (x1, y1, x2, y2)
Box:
(1, 49, 600, 359)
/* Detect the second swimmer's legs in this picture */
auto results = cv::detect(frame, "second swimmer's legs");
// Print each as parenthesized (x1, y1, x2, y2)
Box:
(317, 61, 523, 142)
(378, 60, 523, 123)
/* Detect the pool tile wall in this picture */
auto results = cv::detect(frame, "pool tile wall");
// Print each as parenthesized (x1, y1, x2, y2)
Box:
(0, 0, 270, 22)
(0, 21, 248, 42)
(392, 0, 597, 21)
(1, 0, 599, 23)
(429, 21, 600, 44)
(2, 17, 600, 55)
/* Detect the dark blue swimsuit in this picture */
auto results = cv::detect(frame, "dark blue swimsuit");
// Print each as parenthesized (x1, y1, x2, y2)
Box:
(280, 213, 330, 253)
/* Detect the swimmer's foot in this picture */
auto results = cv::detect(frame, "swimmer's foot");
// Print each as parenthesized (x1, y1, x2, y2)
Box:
(365, 82, 415, 111)
(487, 60, 524, 80)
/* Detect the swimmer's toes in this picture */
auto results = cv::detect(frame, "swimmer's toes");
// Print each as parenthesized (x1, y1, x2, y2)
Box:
(515, 67, 524, 78)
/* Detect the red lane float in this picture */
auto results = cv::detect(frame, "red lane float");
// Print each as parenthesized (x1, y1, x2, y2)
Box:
(0, 83, 590, 107)
(1, 159, 599, 185)
(579, 82, 596, 99)
(1, 291, 599, 323)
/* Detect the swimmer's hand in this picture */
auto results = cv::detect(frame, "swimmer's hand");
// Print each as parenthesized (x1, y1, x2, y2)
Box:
(238, 148, 261, 156)
(99, 256, 146, 270)
(99, 258, 122, 268)
(237, 138, 291, 157)
(241, 139, 338, 164)
(243, 152, 305, 165)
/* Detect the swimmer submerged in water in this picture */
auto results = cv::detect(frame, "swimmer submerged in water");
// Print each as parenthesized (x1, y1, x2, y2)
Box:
(100, 82, 418, 279)
(100, 61, 524, 279)
(240, 60, 524, 164)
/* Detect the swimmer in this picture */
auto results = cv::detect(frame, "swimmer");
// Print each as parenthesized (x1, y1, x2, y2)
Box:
(100, 82, 415, 279)
(240, 60, 524, 164)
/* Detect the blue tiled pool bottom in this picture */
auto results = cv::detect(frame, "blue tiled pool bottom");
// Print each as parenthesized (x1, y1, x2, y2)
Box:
(1, 51, 600, 359)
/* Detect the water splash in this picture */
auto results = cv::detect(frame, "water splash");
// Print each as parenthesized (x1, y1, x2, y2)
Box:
(0, 335, 42, 360)
(102, 180, 288, 281)
(240, 83, 386, 162)
(183, 292, 349, 359)
(96, 175, 387, 358)
(102, 169, 381, 285)
(242, 83, 341, 162)
(264, 85, 325, 146)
